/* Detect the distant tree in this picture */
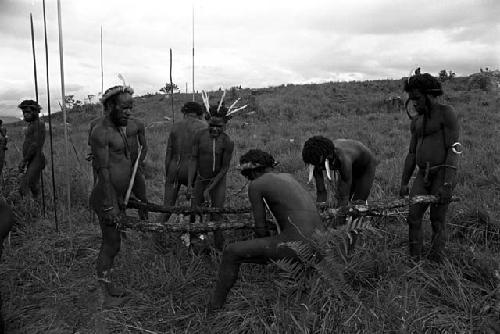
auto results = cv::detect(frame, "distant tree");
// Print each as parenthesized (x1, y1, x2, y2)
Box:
(88, 94, 95, 104)
(438, 69, 455, 82)
(159, 83, 179, 94)
(64, 95, 75, 108)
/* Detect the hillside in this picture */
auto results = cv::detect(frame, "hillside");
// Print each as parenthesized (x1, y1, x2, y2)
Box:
(1, 78, 499, 333)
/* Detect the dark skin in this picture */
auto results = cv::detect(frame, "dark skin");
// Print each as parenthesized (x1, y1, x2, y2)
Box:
(0, 200, 14, 334)
(19, 107, 45, 198)
(161, 112, 207, 222)
(188, 117, 234, 249)
(89, 92, 133, 297)
(399, 90, 459, 261)
(312, 139, 378, 206)
(210, 169, 323, 309)
(0, 123, 6, 176)
(89, 116, 148, 219)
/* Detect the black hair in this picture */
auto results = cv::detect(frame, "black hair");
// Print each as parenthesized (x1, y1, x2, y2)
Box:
(101, 85, 134, 111)
(302, 136, 335, 166)
(18, 99, 41, 112)
(239, 149, 276, 177)
(403, 73, 443, 97)
(182, 102, 203, 115)
(206, 102, 230, 122)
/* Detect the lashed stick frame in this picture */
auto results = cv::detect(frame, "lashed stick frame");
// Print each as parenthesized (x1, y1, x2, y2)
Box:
(120, 195, 459, 233)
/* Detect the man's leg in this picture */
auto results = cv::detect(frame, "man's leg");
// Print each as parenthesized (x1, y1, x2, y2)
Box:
(351, 163, 377, 202)
(428, 170, 451, 262)
(407, 173, 430, 259)
(26, 156, 44, 199)
(161, 177, 181, 222)
(210, 178, 226, 250)
(96, 218, 125, 297)
(211, 236, 297, 309)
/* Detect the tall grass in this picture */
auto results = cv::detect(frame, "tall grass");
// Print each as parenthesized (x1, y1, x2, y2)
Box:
(1, 79, 499, 333)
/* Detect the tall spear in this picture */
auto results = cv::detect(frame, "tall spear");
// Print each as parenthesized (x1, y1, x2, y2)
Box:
(57, 0, 71, 227)
(192, 4, 195, 101)
(30, 13, 46, 218)
(42, 0, 58, 231)
(100, 25, 104, 116)
(170, 48, 174, 124)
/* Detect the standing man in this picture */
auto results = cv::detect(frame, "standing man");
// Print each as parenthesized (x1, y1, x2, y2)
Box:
(302, 136, 378, 206)
(0, 120, 7, 176)
(188, 103, 234, 250)
(399, 71, 460, 262)
(161, 102, 207, 222)
(89, 85, 135, 297)
(18, 100, 45, 199)
(209, 149, 323, 310)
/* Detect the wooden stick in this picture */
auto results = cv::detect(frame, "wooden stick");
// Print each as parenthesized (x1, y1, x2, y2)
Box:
(170, 48, 174, 124)
(42, 0, 58, 231)
(57, 0, 71, 226)
(30, 13, 46, 218)
(124, 145, 142, 206)
(127, 195, 460, 216)
(192, 4, 195, 101)
(100, 25, 104, 116)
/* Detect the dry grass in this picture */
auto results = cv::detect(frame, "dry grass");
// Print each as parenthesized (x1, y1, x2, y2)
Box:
(1, 79, 499, 333)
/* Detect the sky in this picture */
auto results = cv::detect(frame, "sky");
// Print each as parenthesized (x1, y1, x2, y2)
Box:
(0, 0, 499, 117)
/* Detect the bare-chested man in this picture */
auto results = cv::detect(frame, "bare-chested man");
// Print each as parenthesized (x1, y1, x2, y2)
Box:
(88, 113, 148, 219)
(399, 72, 460, 262)
(0, 120, 7, 176)
(161, 102, 207, 222)
(89, 85, 135, 297)
(187, 104, 234, 250)
(210, 149, 323, 310)
(18, 100, 45, 198)
(302, 136, 378, 206)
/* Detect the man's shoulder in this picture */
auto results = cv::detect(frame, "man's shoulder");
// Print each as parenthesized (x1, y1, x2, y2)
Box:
(438, 104, 457, 121)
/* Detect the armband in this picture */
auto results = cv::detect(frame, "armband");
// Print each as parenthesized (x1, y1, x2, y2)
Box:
(450, 142, 463, 155)
(102, 206, 114, 212)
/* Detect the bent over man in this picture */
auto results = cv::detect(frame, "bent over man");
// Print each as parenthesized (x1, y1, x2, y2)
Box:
(302, 136, 378, 206)
(399, 71, 460, 262)
(210, 149, 323, 310)
(18, 100, 45, 198)
(89, 85, 135, 297)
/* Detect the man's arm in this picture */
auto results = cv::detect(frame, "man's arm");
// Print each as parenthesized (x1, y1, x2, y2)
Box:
(248, 182, 269, 238)
(22, 121, 45, 165)
(136, 120, 148, 162)
(187, 131, 201, 188)
(441, 106, 460, 185)
(90, 126, 116, 211)
(206, 138, 234, 192)
(313, 167, 327, 202)
(335, 160, 352, 207)
(400, 120, 417, 195)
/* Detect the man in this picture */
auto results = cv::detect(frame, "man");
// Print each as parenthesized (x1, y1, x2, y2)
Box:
(187, 103, 234, 250)
(302, 136, 378, 206)
(89, 85, 135, 297)
(0, 120, 7, 176)
(399, 71, 460, 262)
(0, 200, 14, 334)
(210, 149, 323, 310)
(18, 100, 45, 198)
(161, 102, 207, 222)
(88, 111, 148, 220)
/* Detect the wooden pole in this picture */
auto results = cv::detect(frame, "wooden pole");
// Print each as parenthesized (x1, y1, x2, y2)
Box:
(57, 0, 71, 227)
(192, 5, 195, 101)
(100, 25, 103, 116)
(30, 13, 46, 218)
(42, 0, 59, 231)
(170, 48, 174, 124)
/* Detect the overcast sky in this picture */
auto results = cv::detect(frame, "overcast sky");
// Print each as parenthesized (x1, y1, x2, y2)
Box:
(0, 0, 499, 117)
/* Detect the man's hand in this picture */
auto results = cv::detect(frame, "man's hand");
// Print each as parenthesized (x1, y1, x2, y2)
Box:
(436, 183, 453, 204)
(18, 161, 27, 173)
(203, 188, 211, 204)
(102, 206, 121, 226)
(399, 184, 410, 198)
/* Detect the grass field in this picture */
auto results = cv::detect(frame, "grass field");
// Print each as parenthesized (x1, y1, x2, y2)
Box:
(1, 78, 499, 333)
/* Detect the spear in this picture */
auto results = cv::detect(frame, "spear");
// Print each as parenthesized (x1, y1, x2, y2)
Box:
(30, 13, 46, 218)
(57, 0, 71, 227)
(170, 48, 174, 124)
(42, 0, 58, 231)
(100, 25, 103, 116)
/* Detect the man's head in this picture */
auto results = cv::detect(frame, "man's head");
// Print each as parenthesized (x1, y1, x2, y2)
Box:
(101, 85, 134, 127)
(207, 103, 229, 138)
(239, 149, 277, 180)
(18, 100, 41, 122)
(302, 136, 336, 183)
(403, 72, 443, 116)
(0, 120, 3, 126)
(181, 102, 204, 118)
